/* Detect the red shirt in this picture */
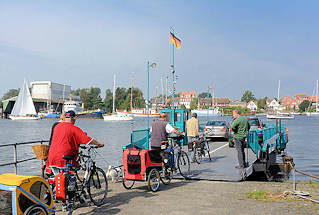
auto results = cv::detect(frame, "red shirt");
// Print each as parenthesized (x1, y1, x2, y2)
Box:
(48, 122, 93, 168)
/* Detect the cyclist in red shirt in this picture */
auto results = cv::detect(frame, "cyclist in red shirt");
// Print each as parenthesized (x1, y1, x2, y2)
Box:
(48, 110, 104, 170)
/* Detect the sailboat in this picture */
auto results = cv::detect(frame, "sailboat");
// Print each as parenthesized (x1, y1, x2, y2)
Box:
(267, 80, 294, 120)
(306, 80, 319, 116)
(103, 74, 133, 121)
(9, 80, 40, 120)
(117, 72, 160, 118)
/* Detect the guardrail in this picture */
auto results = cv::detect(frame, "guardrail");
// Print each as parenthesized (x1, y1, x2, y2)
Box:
(0, 140, 49, 174)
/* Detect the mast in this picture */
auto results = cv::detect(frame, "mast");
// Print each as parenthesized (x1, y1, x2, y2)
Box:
(131, 72, 133, 111)
(316, 80, 318, 110)
(277, 80, 281, 101)
(112, 74, 116, 113)
(161, 76, 164, 106)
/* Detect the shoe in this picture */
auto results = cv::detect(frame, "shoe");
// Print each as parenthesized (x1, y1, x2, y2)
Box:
(235, 165, 244, 169)
(191, 160, 196, 163)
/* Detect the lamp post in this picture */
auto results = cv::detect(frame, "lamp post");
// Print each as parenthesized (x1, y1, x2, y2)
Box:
(147, 61, 156, 149)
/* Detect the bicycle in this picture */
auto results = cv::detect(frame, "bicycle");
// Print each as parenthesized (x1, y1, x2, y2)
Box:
(192, 133, 212, 164)
(167, 134, 191, 179)
(43, 145, 108, 213)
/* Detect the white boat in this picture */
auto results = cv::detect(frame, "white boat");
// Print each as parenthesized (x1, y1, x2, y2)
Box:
(305, 80, 319, 116)
(192, 108, 221, 116)
(267, 113, 295, 120)
(9, 80, 40, 120)
(118, 109, 160, 117)
(63, 100, 83, 113)
(103, 74, 133, 121)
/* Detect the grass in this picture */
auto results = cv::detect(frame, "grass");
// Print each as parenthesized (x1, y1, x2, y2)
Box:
(246, 190, 270, 201)
(299, 180, 319, 189)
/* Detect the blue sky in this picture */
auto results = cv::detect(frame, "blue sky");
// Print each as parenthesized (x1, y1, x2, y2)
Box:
(1, 0, 318, 100)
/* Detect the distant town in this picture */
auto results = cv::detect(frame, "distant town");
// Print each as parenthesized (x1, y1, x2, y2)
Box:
(0, 80, 318, 118)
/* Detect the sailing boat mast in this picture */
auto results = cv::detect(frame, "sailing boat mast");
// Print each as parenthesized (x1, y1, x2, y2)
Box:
(131, 72, 133, 111)
(112, 74, 116, 113)
(277, 80, 281, 101)
(316, 80, 318, 110)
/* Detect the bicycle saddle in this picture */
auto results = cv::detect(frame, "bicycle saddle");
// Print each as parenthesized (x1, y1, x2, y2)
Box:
(62, 154, 76, 161)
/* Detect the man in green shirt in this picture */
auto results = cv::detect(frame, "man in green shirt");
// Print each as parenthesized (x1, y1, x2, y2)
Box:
(231, 110, 250, 169)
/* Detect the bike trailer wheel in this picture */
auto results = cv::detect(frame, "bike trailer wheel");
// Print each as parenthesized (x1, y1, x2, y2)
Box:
(122, 178, 135, 189)
(147, 168, 160, 192)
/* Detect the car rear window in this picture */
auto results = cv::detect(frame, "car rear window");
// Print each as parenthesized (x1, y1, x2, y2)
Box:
(206, 121, 226, 126)
(248, 119, 260, 126)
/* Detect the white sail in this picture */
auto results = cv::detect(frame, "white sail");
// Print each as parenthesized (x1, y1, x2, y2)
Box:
(11, 80, 37, 116)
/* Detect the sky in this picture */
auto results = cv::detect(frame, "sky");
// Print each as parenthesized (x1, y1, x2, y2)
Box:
(1, 0, 319, 101)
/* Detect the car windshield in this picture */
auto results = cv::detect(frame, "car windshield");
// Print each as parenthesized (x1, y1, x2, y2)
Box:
(206, 121, 226, 126)
(248, 118, 260, 126)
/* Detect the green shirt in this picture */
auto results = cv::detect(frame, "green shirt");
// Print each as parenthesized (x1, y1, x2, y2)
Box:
(231, 116, 250, 139)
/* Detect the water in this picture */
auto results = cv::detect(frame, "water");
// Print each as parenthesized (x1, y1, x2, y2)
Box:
(0, 115, 318, 181)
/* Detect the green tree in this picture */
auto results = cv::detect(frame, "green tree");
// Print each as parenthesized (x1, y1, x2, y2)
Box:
(198, 92, 211, 98)
(104, 89, 113, 112)
(79, 87, 104, 110)
(1, 89, 20, 100)
(190, 98, 198, 110)
(71, 88, 81, 96)
(241, 90, 256, 103)
(257, 97, 268, 110)
(181, 104, 186, 109)
(299, 100, 310, 112)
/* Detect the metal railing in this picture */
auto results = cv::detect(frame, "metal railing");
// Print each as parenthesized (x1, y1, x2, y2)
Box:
(0, 140, 49, 174)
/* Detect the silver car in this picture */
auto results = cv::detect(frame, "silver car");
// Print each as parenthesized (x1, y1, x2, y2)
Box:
(204, 121, 230, 139)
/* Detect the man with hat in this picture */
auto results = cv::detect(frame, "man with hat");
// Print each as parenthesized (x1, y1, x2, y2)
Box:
(151, 113, 184, 169)
(48, 110, 104, 169)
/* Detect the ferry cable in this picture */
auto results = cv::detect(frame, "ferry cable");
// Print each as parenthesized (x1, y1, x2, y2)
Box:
(283, 162, 319, 204)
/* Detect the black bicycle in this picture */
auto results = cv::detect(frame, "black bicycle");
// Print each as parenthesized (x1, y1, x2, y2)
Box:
(167, 134, 191, 179)
(192, 133, 212, 164)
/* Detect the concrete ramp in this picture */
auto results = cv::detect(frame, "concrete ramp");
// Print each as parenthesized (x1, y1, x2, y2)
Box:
(175, 141, 256, 182)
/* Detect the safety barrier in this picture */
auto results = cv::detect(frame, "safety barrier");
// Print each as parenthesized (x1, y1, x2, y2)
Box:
(247, 123, 288, 160)
(0, 140, 49, 174)
(124, 129, 150, 150)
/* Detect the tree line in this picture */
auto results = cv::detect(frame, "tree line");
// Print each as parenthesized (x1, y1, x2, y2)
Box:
(0, 87, 145, 112)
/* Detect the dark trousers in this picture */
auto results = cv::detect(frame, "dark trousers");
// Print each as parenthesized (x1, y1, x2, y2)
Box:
(234, 137, 246, 167)
(151, 146, 169, 167)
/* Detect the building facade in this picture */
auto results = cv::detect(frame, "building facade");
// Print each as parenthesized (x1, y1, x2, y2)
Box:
(30, 81, 71, 102)
(179, 91, 196, 109)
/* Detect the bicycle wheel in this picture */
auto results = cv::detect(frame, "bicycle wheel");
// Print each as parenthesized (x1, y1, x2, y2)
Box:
(160, 168, 173, 185)
(177, 151, 190, 179)
(24, 205, 48, 215)
(87, 167, 108, 206)
(122, 178, 135, 189)
(147, 168, 160, 192)
(194, 147, 202, 164)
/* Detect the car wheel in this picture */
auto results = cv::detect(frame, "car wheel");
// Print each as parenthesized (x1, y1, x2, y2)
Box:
(229, 141, 234, 148)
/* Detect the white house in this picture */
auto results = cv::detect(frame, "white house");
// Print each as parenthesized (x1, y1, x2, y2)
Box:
(247, 101, 257, 112)
(268, 99, 280, 111)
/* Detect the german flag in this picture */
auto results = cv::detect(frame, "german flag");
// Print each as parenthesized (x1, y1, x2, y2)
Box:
(170, 32, 181, 49)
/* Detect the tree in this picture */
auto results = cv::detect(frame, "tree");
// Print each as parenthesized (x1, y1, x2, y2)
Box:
(299, 100, 310, 112)
(198, 92, 211, 98)
(241, 90, 256, 103)
(79, 87, 104, 110)
(1, 89, 20, 101)
(71, 88, 81, 96)
(181, 104, 186, 109)
(190, 98, 198, 110)
(257, 97, 268, 110)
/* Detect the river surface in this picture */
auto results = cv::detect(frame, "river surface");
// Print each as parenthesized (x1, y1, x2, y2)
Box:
(0, 115, 318, 181)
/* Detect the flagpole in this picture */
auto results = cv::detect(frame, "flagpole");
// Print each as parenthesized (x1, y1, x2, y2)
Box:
(171, 28, 175, 126)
